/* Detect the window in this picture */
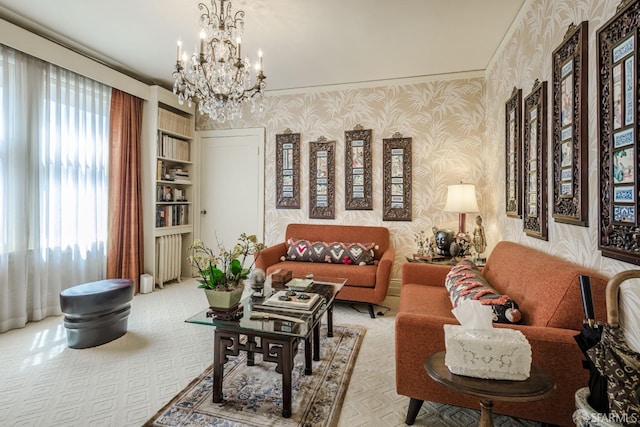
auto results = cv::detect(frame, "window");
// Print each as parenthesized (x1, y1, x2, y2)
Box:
(0, 44, 111, 333)
(0, 46, 111, 254)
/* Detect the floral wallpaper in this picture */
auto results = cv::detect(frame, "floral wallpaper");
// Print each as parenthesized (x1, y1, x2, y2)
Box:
(198, 79, 487, 294)
(199, 0, 640, 297)
(484, 0, 630, 277)
(485, 0, 640, 347)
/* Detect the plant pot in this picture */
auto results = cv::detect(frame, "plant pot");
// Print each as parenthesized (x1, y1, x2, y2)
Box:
(204, 288, 243, 309)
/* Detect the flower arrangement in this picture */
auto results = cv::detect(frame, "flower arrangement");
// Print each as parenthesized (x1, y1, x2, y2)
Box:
(414, 230, 427, 255)
(187, 233, 265, 291)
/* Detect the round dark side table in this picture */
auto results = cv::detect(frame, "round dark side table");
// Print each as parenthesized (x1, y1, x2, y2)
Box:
(425, 351, 556, 427)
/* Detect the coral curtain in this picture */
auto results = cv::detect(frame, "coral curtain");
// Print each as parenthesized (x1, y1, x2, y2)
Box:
(107, 89, 144, 293)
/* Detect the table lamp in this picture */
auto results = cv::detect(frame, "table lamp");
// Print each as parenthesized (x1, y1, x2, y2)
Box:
(443, 182, 479, 235)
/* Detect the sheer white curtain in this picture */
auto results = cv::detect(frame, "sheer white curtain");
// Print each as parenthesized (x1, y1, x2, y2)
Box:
(0, 45, 111, 333)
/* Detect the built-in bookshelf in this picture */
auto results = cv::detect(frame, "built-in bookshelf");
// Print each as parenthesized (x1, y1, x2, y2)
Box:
(142, 86, 197, 289)
(155, 112, 193, 231)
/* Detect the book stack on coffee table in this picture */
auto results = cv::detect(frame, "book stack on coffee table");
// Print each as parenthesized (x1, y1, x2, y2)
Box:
(253, 290, 322, 315)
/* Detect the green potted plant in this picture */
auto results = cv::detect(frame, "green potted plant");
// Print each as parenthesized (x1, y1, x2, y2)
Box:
(187, 233, 265, 309)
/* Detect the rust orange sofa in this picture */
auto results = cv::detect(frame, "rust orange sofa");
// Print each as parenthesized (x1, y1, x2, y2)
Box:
(255, 223, 394, 317)
(395, 241, 609, 426)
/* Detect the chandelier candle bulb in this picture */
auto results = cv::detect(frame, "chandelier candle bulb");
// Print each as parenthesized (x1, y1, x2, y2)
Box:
(177, 40, 182, 62)
(236, 38, 241, 59)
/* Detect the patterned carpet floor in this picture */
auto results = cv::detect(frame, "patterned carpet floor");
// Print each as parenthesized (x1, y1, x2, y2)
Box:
(145, 325, 364, 426)
(0, 279, 545, 426)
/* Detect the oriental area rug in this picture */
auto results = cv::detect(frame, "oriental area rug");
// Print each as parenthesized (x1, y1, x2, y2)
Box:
(144, 324, 365, 427)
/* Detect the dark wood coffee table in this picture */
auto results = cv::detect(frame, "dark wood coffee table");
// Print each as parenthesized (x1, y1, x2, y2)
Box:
(186, 277, 345, 418)
(424, 351, 555, 427)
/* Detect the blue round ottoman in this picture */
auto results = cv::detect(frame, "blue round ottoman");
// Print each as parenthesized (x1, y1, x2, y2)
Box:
(60, 279, 134, 349)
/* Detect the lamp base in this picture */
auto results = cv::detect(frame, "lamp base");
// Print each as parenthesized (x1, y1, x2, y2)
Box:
(458, 212, 466, 235)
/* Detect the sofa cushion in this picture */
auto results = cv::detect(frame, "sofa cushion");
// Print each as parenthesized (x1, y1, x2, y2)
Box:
(285, 238, 376, 265)
(482, 241, 609, 329)
(399, 283, 455, 318)
(445, 259, 522, 324)
(285, 223, 389, 260)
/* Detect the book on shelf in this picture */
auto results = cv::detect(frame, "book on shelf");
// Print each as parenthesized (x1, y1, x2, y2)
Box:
(156, 185, 188, 203)
(167, 167, 190, 181)
(158, 108, 193, 137)
(157, 131, 191, 162)
(155, 205, 189, 227)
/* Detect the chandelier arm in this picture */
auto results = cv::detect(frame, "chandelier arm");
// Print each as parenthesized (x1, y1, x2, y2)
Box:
(230, 10, 244, 31)
(222, 1, 231, 26)
(247, 80, 265, 99)
(223, 39, 237, 62)
(199, 3, 213, 29)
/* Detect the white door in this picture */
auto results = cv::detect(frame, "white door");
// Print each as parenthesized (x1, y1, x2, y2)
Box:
(199, 128, 265, 256)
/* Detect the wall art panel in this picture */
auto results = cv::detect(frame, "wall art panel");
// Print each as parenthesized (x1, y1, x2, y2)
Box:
(275, 129, 300, 209)
(552, 21, 588, 226)
(345, 125, 373, 210)
(309, 136, 335, 219)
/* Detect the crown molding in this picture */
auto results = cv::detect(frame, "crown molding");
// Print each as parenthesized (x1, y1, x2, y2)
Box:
(265, 70, 486, 97)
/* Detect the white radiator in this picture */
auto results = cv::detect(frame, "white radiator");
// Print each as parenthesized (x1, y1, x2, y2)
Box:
(155, 234, 182, 288)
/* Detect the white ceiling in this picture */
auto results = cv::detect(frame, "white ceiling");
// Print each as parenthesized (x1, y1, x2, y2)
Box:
(0, 0, 525, 92)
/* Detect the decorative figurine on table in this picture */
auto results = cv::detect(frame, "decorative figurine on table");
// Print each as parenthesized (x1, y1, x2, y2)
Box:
(455, 233, 472, 257)
(249, 268, 266, 297)
(426, 236, 435, 258)
(449, 240, 461, 264)
(473, 215, 487, 263)
(434, 228, 455, 257)
(414, 230, 427, 256)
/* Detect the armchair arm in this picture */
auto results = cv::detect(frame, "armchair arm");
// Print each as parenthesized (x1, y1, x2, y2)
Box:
(255, 242, 287, 271)
(496, 324, 587, 411)
(373, 246, 395, 301)
(401, 262, 452, 288)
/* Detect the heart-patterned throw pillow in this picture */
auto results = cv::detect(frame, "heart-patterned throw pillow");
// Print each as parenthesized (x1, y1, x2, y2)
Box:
(285, 238, 376, 265)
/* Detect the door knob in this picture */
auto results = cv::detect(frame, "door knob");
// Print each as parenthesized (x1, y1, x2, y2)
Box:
(200, 210, 207, 214)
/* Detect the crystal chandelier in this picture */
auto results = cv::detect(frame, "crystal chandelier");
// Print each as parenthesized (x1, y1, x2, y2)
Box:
(172, 0, 266, 123)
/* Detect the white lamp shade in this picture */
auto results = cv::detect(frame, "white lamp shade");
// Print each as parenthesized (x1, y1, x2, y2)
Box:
(443, 183, 479, 213)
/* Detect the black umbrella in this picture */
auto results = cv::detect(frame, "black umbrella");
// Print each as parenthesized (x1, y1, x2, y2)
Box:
(574, 275, 608, 413)
(587, 270, 640, 426)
